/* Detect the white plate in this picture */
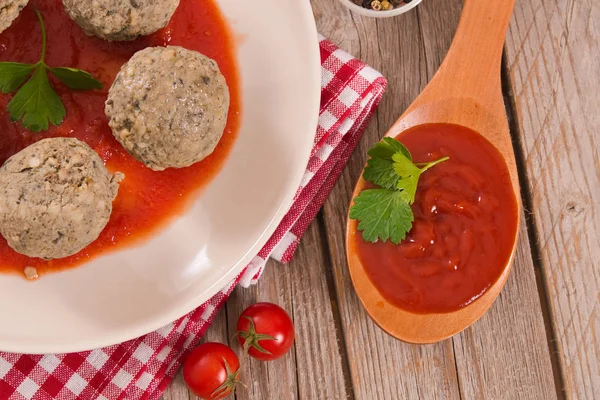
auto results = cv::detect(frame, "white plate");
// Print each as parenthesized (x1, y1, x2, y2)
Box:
(0, 0, 320, 354)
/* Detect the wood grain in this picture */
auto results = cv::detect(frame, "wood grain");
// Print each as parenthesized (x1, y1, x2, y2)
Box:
(318, 0, 557, 398)
(346, 0, 524, 344)
(316, 1, 462, 399)
(225, 220, 350, 400)
(452, 213, 557, 400)
(419, 2, 557, 397)
(284, 220, 351, 399)
(224, 259, 299, 400)
(504, 0, 600, 397)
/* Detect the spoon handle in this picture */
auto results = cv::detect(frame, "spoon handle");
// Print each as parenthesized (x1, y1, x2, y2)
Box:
(421, 0, 516, 104)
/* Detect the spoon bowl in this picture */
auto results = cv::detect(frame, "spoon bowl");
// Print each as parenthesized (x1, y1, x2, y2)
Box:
(346, 0, 520, 343)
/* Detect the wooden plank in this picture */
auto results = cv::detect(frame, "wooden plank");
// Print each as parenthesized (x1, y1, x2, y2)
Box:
(317, 0, 557, 398)
(161, 371, 192, 400)
(315, 1, 462, 399)
(284, 219, 352, 399)
(225, 220, 350, 400)
(224, 260, 299, 400)
(415, 1, 558, 398)
(504, 0, 600, 397)
(451, 213, 557, 400)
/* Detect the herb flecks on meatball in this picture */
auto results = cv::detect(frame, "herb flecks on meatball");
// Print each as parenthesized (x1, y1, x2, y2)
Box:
(0, 138, 124, 260)
(105, 46, 230, 171)
(62, 0, 180, 41)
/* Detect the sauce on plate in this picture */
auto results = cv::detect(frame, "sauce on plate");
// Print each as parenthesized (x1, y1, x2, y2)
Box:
(355, 124, 518, 314)
(0, 0, 240, 276)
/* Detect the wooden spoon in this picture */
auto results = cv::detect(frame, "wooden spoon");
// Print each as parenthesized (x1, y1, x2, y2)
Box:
(346, 0, 520, 343)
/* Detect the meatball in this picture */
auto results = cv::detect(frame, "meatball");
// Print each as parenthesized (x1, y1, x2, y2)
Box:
(105, 46, 230, 171)
(62, 0, 180, 41)
(0, 138, 124, 260)
(0, 0, 29, 34)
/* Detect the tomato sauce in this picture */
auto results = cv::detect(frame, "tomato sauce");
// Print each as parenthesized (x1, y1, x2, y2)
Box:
(355, 124, 518, 314)
(0, 0, 240, 276)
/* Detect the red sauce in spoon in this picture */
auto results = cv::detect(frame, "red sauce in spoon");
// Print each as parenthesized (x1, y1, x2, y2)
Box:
(0, 0, 240, 276)
(355, 124, 518, 313)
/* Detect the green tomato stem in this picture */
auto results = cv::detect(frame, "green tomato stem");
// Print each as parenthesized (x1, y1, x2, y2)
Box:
(237, 316, 276, 355)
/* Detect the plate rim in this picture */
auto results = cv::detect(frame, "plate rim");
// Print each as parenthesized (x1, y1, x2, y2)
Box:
(0, 2, 321, 354)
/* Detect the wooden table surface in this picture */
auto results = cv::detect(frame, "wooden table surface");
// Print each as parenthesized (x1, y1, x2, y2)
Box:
(163, 0, 599, 398)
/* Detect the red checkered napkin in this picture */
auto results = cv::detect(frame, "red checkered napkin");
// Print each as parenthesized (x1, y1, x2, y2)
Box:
(0, 36, 387, 400)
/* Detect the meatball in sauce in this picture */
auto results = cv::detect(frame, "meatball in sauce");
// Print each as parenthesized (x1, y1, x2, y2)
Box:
(0, 138, 123, 260)
(105, 46, 230, 171)
(62, 0, 180, 41)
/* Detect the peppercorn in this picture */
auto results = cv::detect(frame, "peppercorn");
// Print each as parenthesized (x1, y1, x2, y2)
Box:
(355, 0, 403, 10)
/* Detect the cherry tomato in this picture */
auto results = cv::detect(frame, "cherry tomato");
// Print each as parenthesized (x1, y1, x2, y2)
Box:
(236, 302, 295, 361)
(183, 342, 241, 399)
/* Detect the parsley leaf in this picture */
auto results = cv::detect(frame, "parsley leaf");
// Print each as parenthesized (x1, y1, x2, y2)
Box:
(350, 136, 449, 244)
(363, 138, 412, 189)
(349, 189, 414, 244)
(0, 63, 36, 93)
(392, 153, 422, 204)
(363, 157, 399, 189)
(368, 137, 412, 161)
(7, 65, 66, 132)
(393, 152, 450, 204)
(49, 67, 103, 90)
(0, 10, 102, 132)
